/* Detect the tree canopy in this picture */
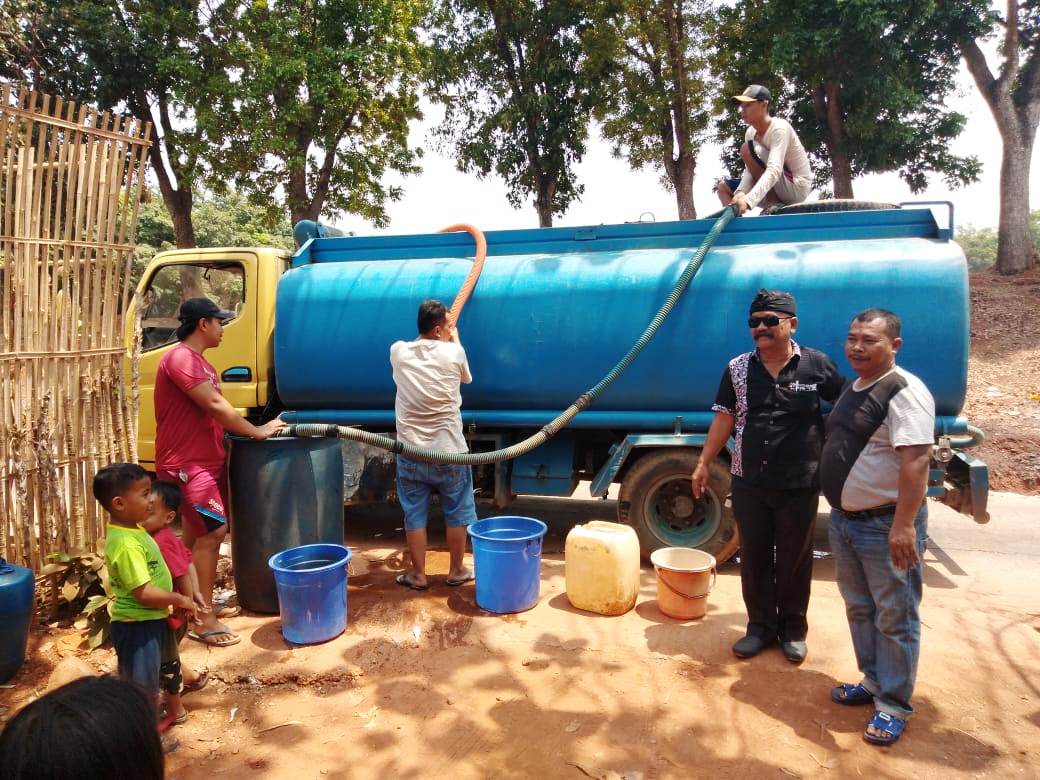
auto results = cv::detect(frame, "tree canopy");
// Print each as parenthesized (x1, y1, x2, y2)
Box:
(713, 0, 981, 199)
(2, 0, 213, 247)
(427, 0, 616, 227)
(199, 0, 427, 227)
(595, 0, 714, 220)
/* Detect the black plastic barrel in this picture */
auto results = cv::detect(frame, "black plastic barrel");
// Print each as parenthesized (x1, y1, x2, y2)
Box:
(228, 436, 344, 613)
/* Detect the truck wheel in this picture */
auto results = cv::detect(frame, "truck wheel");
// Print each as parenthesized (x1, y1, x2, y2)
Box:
(617, 449, 739, 563)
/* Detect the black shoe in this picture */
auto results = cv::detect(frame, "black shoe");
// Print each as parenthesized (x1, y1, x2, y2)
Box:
(780, 640, 807, 664)
(732, 634, 772, 659)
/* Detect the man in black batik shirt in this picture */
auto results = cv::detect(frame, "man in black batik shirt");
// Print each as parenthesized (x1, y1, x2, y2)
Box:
(693, 289, 844, 663)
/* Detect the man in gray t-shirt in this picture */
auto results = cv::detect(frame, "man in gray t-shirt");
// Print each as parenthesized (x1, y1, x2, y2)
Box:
(821, 308, 935, 747)
(389, 299, 476, 591)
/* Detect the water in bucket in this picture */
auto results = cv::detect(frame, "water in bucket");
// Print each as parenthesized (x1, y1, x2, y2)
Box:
(268, 543, 351, 644)
(650, 547, 717, 620)
(468, 516, 547, 613)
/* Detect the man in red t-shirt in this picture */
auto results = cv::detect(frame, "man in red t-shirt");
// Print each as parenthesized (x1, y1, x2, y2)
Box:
(155, 298, 284, 646)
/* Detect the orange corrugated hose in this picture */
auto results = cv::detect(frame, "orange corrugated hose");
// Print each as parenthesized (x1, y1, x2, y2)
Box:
(438, 223, 487, 326)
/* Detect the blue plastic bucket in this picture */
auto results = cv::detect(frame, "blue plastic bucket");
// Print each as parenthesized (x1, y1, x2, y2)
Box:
(468, 516, 548, 614)
(268, 543, 351, 645)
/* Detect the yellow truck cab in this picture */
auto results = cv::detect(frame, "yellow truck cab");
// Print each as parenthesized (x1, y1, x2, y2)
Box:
(125, 247, 289, 470)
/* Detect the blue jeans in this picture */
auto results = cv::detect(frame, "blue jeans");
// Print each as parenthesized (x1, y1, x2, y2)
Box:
(111, 618, 167, 697)
(829, 505, 927, 719)
(396, 456, 477, 531)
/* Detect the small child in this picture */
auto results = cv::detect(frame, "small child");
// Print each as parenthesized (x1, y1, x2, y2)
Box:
(142, 479, 209, 730)
(93, 463, 196, 750)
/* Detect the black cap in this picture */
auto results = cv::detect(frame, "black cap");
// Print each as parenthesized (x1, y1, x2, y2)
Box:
(734, 84, 771, 103)
(749, 288, 796, 316)
(177, 297, 235, 325)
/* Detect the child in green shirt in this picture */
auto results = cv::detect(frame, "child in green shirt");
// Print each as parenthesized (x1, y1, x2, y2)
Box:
(93, 463, 196, 723)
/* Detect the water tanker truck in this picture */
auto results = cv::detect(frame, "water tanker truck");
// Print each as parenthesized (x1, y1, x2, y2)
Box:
(127, 202, 989, 562)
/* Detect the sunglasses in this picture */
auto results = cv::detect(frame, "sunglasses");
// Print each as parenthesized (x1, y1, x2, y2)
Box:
(748, 314, 792, 328)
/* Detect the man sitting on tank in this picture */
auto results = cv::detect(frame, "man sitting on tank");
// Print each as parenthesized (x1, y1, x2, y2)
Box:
(389, 299, 477, 591)
(716, 84, 813, 215)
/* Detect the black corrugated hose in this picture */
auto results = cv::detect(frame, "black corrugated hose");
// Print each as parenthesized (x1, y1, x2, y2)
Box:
(284, 206, 737, 464)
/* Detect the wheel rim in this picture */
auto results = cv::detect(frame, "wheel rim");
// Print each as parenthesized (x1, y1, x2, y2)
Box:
(642, 473, 722, 549)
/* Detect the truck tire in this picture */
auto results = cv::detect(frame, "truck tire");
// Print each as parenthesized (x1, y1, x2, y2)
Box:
(617, 449, 739, 563)
(772, 199, 898, 215)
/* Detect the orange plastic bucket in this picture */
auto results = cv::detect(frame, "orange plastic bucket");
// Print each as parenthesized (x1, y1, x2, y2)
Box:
(649, 547, 717, 620)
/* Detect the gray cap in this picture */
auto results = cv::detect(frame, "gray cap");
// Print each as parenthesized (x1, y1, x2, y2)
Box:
(734, 84, 771, 103)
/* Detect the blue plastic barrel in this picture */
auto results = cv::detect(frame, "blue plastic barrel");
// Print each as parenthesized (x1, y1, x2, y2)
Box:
(468, 516, 548, 614)
(268, 544, 351, 645)
(0, 557, 35, 683)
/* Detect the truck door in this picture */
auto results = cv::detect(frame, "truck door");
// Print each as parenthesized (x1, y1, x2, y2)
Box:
(128, 253, 260, 468)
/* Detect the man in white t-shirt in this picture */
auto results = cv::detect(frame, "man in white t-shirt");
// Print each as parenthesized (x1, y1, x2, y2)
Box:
(389, 299, 476, 591)
(716, 84, 812, 215)
(820, 308, 935, 747)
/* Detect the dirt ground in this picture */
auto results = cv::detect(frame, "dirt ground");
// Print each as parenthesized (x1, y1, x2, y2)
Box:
(964, 268, 1040, 493)
(4, 490, 1039, 779)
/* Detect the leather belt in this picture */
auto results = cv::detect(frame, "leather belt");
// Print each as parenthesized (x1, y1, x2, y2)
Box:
(841, 504, 898, 520)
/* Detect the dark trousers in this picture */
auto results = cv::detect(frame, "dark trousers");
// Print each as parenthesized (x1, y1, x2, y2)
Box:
(731, 482, 819, 642)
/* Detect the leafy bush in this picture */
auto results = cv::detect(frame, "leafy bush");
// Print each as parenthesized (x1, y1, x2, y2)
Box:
(955, 225, 997, 271)
(41, 551, 113, 649)
(956, 209, 1040, 272)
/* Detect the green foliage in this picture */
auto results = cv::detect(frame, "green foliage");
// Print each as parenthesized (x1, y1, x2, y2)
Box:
(3, 0, 216, 246)
(955, 225, 997, 272)
(594, 0, 713, 217)
(198, 0, 427, 227)
(712, 0, 986, 195)
(955, 210, 1040, 272)
(132, 188, 294, 288)
(427, 0, 617, 225)
(42, 550, 112, 650)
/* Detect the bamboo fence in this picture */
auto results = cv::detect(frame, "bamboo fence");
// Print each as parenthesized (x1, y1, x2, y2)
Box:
(1, 83, 151, 572)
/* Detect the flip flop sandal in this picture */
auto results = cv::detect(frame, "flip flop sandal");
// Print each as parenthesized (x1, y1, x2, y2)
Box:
(445, 573, 474, 586)
(863, 711, 906, 746)
(831, 683, 873, 706)
(159, 708, 188, 732)
(187, 629, 242, 647)
(214, 604, 241, 619)
(182, 670, 210, 695)
(395, 573, 429, 591)
(161, 734, 180, 754)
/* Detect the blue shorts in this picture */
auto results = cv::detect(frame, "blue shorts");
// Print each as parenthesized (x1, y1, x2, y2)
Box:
(396, 456, 477, 532)
(718, 177, 742, 194)
(111, 618, 167, 695)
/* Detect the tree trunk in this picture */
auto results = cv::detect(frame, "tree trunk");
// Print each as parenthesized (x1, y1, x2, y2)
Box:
(829, 151, 854, 199)
(144, 125, 196, 249)
(673, 153, 696, 220)
(287, 165, 314, 228)
(535, 199, 553, 228)
(166, 189, 196, 249)
(813, 82, 855, 198)
(534, 171, 554, 227)
(995, 135, 1037, 274)
(959, 30, 1039, 276)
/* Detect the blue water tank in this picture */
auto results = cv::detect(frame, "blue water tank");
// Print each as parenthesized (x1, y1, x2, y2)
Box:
(275, 209, 968, 420)
(0, 557, 35, 683)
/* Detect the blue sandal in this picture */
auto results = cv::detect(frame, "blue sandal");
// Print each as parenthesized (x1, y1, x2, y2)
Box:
(831, 683, 873, 706)
(863, 710, 906, 746)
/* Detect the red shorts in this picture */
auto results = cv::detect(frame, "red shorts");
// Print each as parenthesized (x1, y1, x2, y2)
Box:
(157, 464, 228, 538)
